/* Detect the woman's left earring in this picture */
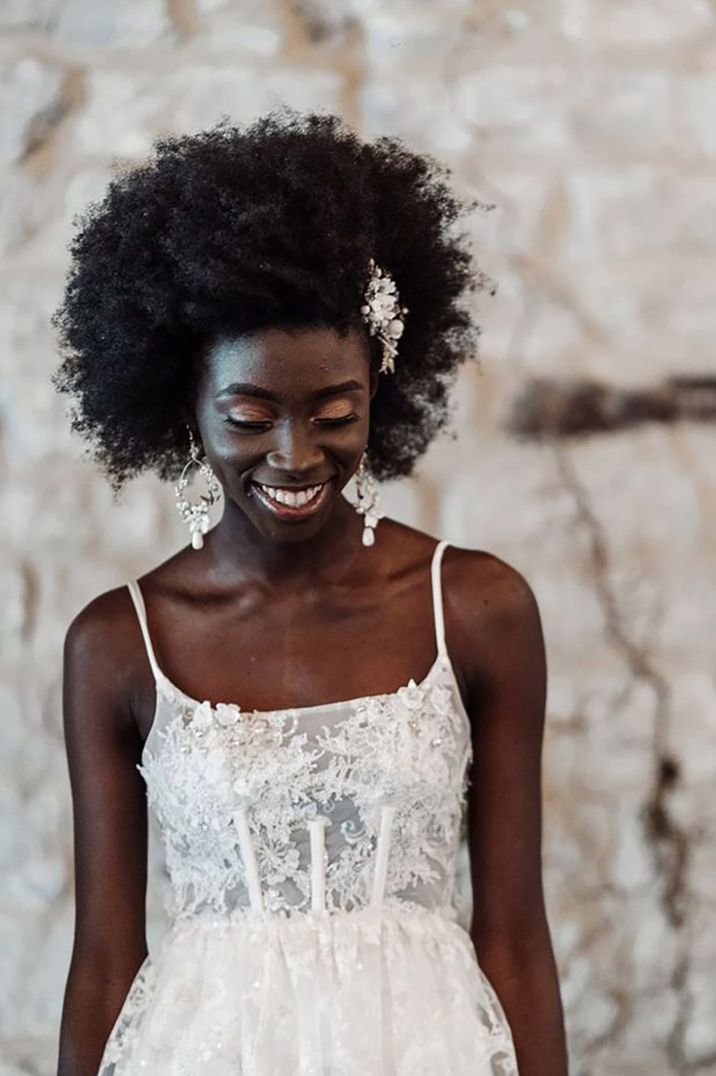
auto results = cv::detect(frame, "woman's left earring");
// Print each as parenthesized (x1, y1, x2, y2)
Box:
(174, 425, 223, 550)
(353, 450, 382, 547)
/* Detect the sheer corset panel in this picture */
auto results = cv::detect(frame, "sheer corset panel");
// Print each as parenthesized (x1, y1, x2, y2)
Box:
(125, 540, 474, 923)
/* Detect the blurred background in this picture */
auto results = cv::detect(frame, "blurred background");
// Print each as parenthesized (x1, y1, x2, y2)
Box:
(1, 2, 715, 1073)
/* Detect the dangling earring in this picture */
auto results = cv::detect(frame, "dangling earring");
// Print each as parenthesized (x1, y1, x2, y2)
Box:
(353, 449, 382, 547)
(174, 425, 222, 550)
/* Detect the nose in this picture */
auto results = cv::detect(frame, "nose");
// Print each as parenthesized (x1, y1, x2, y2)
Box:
(265, 421, 325, 474)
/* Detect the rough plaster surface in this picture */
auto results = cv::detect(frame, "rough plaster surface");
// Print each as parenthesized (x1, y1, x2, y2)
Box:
(1, 2, 715, 1073)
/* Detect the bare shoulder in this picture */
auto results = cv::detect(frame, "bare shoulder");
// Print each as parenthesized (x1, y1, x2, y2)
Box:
(65, 581, 137, 661)
(379, 518, 446, 570)
(440, 543, 546, 689)
(443, 543, 541, 625)
(63, 581, 151, 735)
(379, 519, 541, 627)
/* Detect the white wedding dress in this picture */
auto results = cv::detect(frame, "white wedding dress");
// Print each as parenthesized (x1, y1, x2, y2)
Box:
(97, 539, 519, 1074)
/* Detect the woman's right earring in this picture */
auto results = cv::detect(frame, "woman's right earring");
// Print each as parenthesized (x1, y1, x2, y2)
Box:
(353, 450, 382, 547)
(174, 425, 222, 550)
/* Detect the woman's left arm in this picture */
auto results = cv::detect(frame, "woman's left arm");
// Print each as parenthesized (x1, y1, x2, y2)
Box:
(455, 551, 568, 1075)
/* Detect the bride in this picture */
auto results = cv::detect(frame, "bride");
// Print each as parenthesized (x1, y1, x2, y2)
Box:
(53, 107, 568, 1075)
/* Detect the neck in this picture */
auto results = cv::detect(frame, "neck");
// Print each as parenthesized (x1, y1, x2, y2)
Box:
(195, 491, 378, 589)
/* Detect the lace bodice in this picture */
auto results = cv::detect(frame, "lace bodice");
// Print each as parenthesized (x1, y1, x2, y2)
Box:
(127, 540, 473, 924)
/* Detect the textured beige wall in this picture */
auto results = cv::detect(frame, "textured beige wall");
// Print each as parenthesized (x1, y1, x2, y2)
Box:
(2, 2, 715, 1074)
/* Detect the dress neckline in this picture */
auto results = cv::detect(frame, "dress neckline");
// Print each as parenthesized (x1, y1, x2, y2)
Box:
(127, 539, 454, 721)
(154, 648, 450, 718)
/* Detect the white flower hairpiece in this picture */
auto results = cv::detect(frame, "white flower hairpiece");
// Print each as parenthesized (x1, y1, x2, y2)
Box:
(360, 257, 409, 375)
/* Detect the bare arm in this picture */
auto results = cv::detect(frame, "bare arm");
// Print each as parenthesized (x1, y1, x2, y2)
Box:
(454, 552, 568, 1075)
(57, 592, 149, 1076)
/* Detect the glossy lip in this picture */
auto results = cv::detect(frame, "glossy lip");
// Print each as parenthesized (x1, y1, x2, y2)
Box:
(250, 478, 334, 521)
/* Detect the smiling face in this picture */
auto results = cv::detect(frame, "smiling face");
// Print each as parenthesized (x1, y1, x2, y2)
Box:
(190, 324, 378, 543)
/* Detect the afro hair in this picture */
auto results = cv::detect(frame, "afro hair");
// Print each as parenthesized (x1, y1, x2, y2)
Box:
(51, 107, 493, 499)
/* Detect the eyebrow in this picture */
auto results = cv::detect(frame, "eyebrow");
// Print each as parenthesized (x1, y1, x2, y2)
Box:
(216, 379, 364, 402)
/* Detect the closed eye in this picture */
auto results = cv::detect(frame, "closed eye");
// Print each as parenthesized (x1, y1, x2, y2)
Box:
(225, 414, 359, 431)
(317, 414, 359, 427)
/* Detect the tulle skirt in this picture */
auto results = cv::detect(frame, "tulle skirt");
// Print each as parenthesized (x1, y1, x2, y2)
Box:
(98, 903, 518, 1075)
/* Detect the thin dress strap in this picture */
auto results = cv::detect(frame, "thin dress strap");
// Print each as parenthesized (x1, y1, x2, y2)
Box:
(126, 579, 163, 686)
(430, 540, 450, 661)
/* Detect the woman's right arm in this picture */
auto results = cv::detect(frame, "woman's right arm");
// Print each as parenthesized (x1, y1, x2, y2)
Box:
(57, 592, 149, 1076)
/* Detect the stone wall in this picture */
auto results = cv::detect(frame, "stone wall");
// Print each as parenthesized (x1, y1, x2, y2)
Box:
(1, 2, 714, 1073)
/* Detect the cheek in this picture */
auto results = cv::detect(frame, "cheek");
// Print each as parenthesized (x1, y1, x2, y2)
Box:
(207, 442, 254, 482)
(211, 426, 256, 463)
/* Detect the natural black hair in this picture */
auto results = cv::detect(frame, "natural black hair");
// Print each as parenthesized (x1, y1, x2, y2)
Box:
(51, 107, 493, 499)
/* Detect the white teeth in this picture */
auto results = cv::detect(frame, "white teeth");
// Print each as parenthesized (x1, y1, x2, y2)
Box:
(256, 481, 325, 508)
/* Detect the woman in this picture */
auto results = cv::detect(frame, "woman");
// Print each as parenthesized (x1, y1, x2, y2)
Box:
(54, 108, 568, 1075)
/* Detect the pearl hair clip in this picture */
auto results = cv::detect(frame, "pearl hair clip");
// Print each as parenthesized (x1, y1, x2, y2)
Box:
(360, 258, 408, 375)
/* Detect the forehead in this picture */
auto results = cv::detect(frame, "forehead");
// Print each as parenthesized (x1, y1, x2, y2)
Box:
(205, 326, 368, 393)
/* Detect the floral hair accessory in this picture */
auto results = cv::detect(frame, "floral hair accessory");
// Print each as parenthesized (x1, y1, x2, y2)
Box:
(360, 257, 409, 375)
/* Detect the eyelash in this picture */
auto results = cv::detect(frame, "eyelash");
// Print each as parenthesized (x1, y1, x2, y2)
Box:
(225, 414, 359, 432)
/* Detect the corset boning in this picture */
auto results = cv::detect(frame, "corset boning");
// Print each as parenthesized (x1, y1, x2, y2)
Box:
(137, 656, 473, 923)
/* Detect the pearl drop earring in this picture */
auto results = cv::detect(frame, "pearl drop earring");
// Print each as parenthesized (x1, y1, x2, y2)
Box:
(174, 425, 222, 550)
(352, 450, 382, 547)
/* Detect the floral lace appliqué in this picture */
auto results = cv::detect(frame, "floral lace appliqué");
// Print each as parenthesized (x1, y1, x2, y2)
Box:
(137, 658, 472, 921)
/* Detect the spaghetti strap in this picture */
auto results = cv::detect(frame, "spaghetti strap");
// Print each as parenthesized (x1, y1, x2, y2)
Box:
(430, 540, 450, 661)
(126, 579, 163, 685)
